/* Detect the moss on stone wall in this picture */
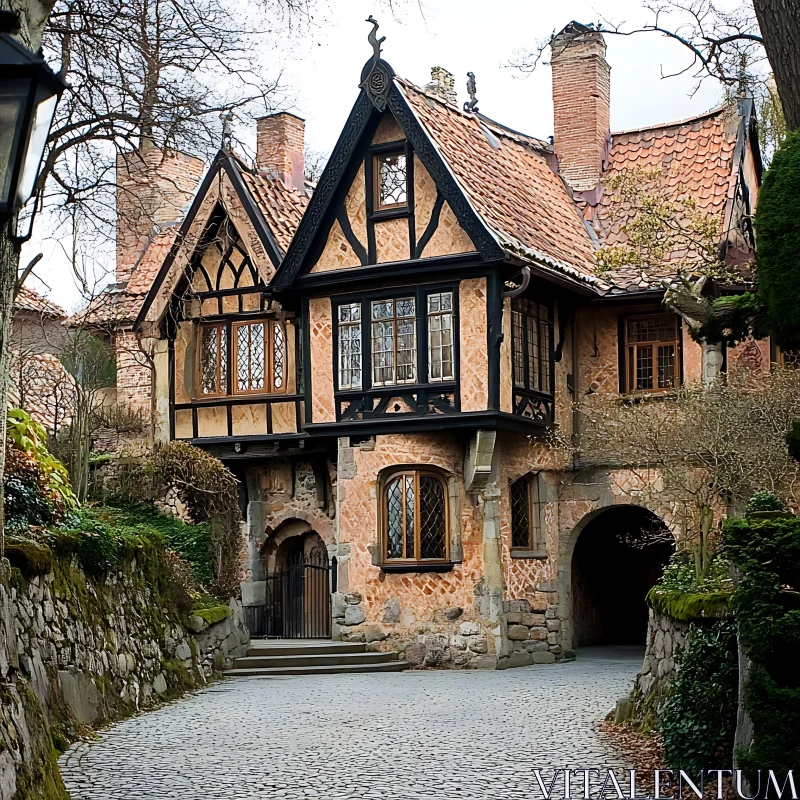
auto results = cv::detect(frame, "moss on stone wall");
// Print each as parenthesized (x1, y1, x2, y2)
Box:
(9, 687, 68, 800)
(647, 588, 731, 622)
(191, 606, 230, 625)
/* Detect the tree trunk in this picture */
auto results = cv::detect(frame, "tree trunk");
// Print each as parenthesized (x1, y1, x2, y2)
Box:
(753, 0, 800, 131)
(0, 225, 21, 557)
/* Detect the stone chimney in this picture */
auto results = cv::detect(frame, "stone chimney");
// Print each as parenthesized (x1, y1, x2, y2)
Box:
(550, 22, 611, 195)
(256, 112, 306, 192)
(116, 142, 205, 284)
(425, 67, 457, 106)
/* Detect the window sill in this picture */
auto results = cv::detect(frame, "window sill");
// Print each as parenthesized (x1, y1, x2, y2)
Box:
(379, 562, 454, 574)
(510, 549, 547, 560)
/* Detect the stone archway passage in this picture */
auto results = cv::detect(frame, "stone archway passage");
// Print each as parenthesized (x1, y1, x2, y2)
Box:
(571, 506, 673, 647)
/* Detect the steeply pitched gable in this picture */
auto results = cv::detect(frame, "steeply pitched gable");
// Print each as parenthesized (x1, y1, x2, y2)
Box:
(134, 152, 309, 329)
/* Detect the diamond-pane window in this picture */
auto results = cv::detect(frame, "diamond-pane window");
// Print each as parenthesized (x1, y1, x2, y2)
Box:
(510, 474, 545, 555)
(624, 314, 679, 393)
(382, 470, 448, 564)
(199, 325, 227, 395)
(375, 152, 407, 210)
(510, 479, 532, 549)
(198, 319, 287, 397)
(273, 324, 285, 389)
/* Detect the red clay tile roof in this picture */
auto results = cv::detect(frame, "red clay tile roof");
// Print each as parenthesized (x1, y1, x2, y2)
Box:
(78, 168, 309, 327)
(396, 78, 601, 288)
(594, 107, 740, 292)
(75, 285, 146, 328)
(14, 286, 66, 318)
(240, 172, 310, 256)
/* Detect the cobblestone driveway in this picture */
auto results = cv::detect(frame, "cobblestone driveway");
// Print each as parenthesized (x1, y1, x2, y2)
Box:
(60, 647, 641, 800)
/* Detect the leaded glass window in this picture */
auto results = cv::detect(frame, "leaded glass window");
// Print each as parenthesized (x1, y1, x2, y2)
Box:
(200, 319, 286, 397)
(511, 299, 553, 394)
(427, 292, 454, 382)
(383, 470, 448, 563)
(375, 152, 407, 210)
(236, 322, 265, 392)
(338, 303, 362, 390)
(510, 474, 545, 555)
(371, 298, 416, 386)
(624, 314, 679, 392)
(199, 324, 227, 395)
(272, 324, 285, 390)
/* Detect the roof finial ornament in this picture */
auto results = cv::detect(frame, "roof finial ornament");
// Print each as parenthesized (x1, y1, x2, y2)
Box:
(220, 111, 234, 152)
(366, 15, 385, 63)
(359, 16, 394, 111)
(464, 72, 479, 114)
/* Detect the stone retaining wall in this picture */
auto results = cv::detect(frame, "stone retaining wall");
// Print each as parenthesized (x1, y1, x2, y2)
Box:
(627, 609, 690, 727)
(0, 550, 249, 800)
(502, 598, 574, 668)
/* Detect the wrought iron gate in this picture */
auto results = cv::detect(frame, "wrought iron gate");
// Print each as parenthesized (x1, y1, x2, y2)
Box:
(263, 546, 331, 639)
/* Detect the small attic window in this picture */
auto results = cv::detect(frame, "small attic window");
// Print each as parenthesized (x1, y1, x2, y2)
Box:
(374, 151, 407, 211)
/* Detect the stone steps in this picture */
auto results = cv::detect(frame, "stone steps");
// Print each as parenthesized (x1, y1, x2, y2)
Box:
(224, 639, 411, 677)
(233, 651, 396, 669)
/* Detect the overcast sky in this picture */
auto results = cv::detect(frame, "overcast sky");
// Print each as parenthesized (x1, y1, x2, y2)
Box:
(25, 0, 726, 312)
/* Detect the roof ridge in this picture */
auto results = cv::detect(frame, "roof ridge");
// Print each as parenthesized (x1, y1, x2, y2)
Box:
(611, 106, 726, 137)
(395, 76, 552, 153)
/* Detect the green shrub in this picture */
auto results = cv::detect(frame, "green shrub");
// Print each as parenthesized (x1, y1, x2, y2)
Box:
(86, 504, 213, 587)
(658, 620, 739, 775)
(746, 490, 787, 514)
(657, 549, 732, 594)
(114, 442, 241, 596)
(725, 516, 800, 775)
(754, 130, 800, 350)
(6, 409, 76, 512)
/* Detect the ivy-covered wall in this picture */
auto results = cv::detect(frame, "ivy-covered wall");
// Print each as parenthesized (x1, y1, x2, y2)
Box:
(0, 544, 248, 800)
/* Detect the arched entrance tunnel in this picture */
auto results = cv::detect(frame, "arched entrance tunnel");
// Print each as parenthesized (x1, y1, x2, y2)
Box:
(571, 506, 673, 647)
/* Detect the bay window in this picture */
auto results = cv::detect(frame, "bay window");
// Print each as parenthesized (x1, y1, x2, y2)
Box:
(511, 299, 552, 395)
(335, 289, 457, 392)
(198, 319, 286, 397)
(371, 297, 417, 386)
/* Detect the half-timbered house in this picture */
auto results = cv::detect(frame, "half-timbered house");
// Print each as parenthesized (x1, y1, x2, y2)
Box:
(134, 21, 764, 667)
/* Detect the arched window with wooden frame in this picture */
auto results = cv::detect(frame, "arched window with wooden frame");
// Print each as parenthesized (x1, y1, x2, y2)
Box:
(381, 469, 450, 568)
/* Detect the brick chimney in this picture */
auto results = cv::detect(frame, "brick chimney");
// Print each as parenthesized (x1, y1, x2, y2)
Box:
(256, 112, 306, 192)
(116, 141, 204, 284)
(425, 67, 457, 106)
(550, 22, 611, 195)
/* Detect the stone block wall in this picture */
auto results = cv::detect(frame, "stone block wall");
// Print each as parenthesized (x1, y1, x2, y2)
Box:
(629, 609, 690, 726)
(0, 548, 248, 799)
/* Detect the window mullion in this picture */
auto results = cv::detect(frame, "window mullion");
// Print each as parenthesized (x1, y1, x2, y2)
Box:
(414, 472, 421, 561)
(266, 324, 273, 393)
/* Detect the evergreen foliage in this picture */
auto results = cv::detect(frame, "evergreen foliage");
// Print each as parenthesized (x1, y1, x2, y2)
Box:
(746, 490, 787, 514)
(658, 620, 739, 775)
(754, 130, 800, 350)
(725, 516, 800, 775)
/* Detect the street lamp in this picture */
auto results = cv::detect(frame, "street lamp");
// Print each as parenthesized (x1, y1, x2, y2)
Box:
(0, 11, 68, 218)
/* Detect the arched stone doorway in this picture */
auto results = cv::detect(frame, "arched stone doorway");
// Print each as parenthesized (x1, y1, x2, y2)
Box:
(261, 521, 332, 639)
(569, 505, 673, 648)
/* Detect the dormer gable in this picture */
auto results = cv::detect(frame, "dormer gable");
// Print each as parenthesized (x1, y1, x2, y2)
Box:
(136, 151, 308, 330)
(273, 63, 507, 291)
